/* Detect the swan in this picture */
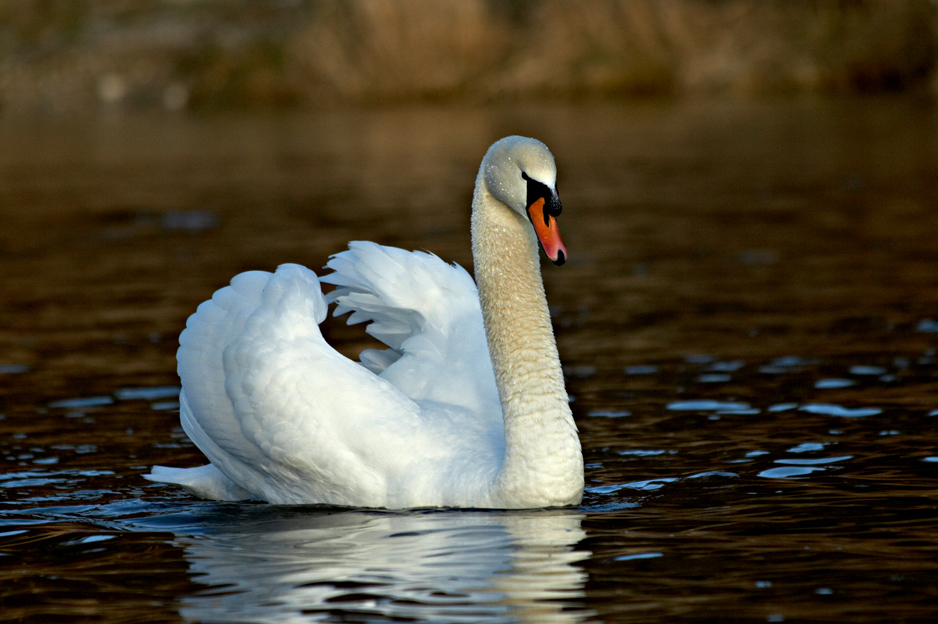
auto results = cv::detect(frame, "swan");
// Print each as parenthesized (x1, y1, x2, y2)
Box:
(145, 136, 584, 508)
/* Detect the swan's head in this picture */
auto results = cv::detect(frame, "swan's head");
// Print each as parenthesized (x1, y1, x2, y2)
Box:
(482, 136, 567, 266)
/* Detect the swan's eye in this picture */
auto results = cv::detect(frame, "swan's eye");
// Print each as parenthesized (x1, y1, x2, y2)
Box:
(521, 170, 567, 265)
(521, 171, 562, 225)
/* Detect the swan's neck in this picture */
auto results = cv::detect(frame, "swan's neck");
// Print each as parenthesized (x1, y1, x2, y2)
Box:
(471, 180, 584, 507)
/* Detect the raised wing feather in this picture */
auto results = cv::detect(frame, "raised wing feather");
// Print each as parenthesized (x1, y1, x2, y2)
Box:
(322, 242, 500, 420)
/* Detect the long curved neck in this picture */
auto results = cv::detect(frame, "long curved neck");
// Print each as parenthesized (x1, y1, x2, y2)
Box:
(471, 175, 583, 508)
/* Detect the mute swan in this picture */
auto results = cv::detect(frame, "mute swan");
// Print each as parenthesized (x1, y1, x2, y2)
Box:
(146, 136, 584, 508)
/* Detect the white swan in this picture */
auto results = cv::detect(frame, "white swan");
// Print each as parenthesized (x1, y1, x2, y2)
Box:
(145, 136, 584, 508)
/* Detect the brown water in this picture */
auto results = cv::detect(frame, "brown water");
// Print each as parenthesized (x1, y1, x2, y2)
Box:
(2, 99, 938, 623)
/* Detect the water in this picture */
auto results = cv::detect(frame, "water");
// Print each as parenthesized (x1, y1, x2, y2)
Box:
(2, 99, 938, 622)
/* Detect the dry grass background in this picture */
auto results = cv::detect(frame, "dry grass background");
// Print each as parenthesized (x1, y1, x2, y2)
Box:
(0, 0, 935, 113)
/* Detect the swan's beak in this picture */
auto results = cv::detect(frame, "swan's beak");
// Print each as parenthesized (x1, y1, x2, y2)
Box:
(527, 197, 567, 266)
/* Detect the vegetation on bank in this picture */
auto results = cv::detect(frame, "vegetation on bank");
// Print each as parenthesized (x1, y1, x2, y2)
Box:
(1, 0, 935, 113)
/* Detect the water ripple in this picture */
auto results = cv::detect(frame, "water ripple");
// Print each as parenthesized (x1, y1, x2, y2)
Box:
(48, 396, 114, 409)
(799, 404, 882, 418)
(615, 552, 663, 561)
(787, 443, 826, 453)
(115, 386, 181, 401)
(666, 400, 751, 412)
(775, 455, 852, 466)
(758, 466, 827, 479)
(850, 365, 886, 376)
(815, 378, 855, 389)
(588, 409, 631, 418)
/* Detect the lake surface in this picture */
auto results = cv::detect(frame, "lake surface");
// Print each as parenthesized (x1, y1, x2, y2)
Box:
(1, 99, 938, 622)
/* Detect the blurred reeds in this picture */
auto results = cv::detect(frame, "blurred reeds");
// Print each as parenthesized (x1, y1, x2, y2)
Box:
(1, 0, 935, 113)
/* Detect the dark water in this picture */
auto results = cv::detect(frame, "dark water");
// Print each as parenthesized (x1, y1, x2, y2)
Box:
(2, 99, 938, 623)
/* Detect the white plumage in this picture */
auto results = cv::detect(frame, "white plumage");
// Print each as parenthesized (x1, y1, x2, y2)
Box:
(146, 136, 584, 508)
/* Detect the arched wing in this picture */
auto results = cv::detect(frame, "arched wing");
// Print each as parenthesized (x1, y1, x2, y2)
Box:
(322, 242, 501, 422)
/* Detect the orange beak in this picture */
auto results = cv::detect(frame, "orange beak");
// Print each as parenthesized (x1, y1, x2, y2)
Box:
(527, 197, 567, 265)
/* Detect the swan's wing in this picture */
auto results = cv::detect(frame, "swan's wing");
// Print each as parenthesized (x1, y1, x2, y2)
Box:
(171, 263, 427, 505)
(321, 242, 501, 419)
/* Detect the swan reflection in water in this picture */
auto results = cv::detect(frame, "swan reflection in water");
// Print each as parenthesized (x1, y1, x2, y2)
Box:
(169, 506, 591, 623)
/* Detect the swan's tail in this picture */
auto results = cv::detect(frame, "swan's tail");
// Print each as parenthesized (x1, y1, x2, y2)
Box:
(144, 464, 252, 501)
